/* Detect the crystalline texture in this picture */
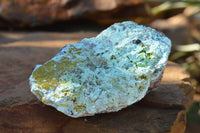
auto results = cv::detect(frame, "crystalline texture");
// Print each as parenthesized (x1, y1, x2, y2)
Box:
(29, 21, 171, 118)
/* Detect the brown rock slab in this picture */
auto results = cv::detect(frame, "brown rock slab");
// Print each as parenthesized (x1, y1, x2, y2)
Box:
(0, 0, 146, 28)
(0, 32, 193, 133)
(150, 14, 191, 45)
(142, 62, 193, 110)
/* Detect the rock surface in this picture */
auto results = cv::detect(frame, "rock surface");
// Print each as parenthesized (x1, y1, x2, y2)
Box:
(150, 14, 191, 45)
(29, 21, 171, 117)
(0, 0, 146, 28)
(0, 31, 193, 133)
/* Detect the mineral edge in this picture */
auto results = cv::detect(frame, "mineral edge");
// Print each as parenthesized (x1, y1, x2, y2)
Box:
(29, 21, 171, 118)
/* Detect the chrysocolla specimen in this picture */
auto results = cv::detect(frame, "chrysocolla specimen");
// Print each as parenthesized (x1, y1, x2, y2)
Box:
(29, 21, 171, 118)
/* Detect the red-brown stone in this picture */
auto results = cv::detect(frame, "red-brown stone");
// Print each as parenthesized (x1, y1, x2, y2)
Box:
(0, 0, 146, 28)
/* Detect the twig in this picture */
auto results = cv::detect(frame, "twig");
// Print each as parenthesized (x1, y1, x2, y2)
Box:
(174, 43, 200, 52)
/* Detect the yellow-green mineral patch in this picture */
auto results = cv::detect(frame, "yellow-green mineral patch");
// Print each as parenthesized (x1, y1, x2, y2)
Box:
(32, 56, 77, 91)
(73, 105, 86, 112)
(58, 103, 69, 107)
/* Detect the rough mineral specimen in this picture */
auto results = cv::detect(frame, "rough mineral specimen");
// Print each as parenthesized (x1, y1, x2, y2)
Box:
(29, 21, 171, 118)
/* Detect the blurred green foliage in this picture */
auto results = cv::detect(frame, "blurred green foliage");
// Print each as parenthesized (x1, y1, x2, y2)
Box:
(187, 102, 200, 123)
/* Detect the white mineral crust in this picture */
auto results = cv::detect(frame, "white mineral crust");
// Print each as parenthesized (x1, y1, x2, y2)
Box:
(29, 21, 171, 118)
